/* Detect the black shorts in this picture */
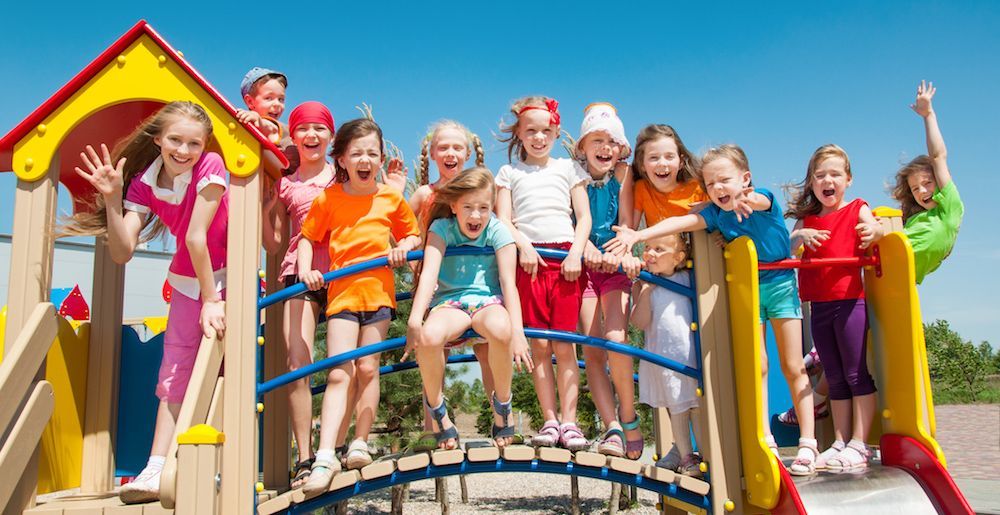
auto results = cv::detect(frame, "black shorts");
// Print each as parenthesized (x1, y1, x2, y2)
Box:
(327, 306, 395, 326)
(282, 275, 328, 308)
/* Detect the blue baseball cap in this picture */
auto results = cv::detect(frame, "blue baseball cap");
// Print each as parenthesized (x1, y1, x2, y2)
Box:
(240, 67, 286, 98)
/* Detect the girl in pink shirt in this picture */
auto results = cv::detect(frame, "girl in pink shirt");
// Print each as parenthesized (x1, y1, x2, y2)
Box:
(261, 101, 335, 488)
(62, 101, 227, 504)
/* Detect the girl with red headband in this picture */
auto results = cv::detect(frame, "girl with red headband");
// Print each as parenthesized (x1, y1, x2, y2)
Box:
(496, 96, 593, 450)
(262, 101, 336, 488)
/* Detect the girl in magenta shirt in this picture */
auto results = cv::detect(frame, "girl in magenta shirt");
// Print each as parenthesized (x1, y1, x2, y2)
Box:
(62, 101, 228, 504)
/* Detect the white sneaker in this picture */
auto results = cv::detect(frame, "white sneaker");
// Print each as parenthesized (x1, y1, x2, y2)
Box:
(119, 467, 161, 504)
(345, 439, 373, 470)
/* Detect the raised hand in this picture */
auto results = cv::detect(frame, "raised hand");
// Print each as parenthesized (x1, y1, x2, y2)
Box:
(910, 80, 936, 118)
(382, 157, 408, 192)
(731, 186, 756, 223)
(603, 225, 639, 256)
(75, 144, 126, 199)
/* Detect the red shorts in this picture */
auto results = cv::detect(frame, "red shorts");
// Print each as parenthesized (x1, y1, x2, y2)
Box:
(516, 243, 584, 332)
(582, 270, 632, 299)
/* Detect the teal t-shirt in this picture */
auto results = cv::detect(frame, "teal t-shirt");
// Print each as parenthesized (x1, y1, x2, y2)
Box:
(428, 216, 515, 306)
(699, 188, 794, 283)
(903, 181, 963, 284)
(585, 174, 621, 249)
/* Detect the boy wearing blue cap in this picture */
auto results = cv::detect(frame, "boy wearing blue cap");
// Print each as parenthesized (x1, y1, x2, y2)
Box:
(237, 67, 297, 171)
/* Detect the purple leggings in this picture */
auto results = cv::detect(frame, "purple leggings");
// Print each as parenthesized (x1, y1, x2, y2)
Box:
(810, 298, 877, 401)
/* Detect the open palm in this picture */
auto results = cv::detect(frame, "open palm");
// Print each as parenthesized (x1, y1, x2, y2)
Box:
(75, 144, 126, 198)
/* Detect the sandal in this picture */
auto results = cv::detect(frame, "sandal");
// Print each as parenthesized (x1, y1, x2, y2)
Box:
(301, 458, 339, 496)
(620, 414, 644, 459)
(532, 420, 560, 447)
(345, 439, 374, 470)
(778, 400, 829, 426)
(559, 422, 590, 451)
(491, 392, 516, 448)
(290, 458, 314, 489)
(816, 440, 846, 470)
(765, 435, 780, 459)
(827, 441, 870, 471)
(655, 444, 681, 470)
(335, 445, 347, 469)
(597, 427, 626, 457)
(427, 397, 459, 450)
(678, 453, 704, 479)
(789, 438, 818, 476)
(804, 348, 823, 376)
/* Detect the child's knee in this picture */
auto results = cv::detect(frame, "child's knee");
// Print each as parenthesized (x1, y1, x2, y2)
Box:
(780, 358, 805, 380)
(604, 328, 626, 343)
(582, 345, 607, 364)
(326, 366, 351, 385)
(415, 328, 446, 351)
(552, 342, 577, 360)
(479, 317, 512, 345)
(355, 359, 379, 382)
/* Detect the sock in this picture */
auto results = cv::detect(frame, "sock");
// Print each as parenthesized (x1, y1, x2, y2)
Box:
(847, 438, 866, 450)
(797, 438, 817, 460)
(315, 448, 335, 465)
(146, 455, 166, 472)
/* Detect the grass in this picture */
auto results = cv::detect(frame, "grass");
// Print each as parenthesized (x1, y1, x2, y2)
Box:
(932, 375, 1000, 405)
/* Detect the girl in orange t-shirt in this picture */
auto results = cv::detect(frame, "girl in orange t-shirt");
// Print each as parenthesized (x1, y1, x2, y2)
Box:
(621, 124, 708, 230)
(297, 118, 420, 495)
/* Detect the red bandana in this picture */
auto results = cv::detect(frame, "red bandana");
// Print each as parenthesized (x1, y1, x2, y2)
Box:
(518, 98, 561, 126)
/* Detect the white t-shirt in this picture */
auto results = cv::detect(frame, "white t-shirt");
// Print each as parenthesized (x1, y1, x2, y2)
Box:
(639, 270, 699, 413)
(495, 158, 589, 243)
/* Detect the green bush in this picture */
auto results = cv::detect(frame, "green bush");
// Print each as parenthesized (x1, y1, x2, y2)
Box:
(924, 320, 998, 403)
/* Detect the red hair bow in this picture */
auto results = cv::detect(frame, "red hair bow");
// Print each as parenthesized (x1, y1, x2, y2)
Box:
(518, 98, 561, 127)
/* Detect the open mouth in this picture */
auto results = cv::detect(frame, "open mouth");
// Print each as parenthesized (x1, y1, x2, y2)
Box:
(654, 169, 672, 180)
(466, 222, 483, 234)
(595, 153, 613, 164)
(922, 196, 932, 203)
(303, 142, 320, 150)
(443, 160, 459, 172)
(717, 194, 731, 205)
(822, 188, 836, 198)
(530, 143, 548, 152)
(171, 155, 192, 165)
(356, 169, 373, 181)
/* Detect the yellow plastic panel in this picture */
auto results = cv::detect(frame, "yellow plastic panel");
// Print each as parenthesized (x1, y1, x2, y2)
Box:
(12, 34, 262, 181)
(724, 236, 780, 509)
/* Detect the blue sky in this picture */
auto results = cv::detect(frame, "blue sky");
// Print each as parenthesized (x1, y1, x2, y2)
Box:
(1, 1, 997, 345)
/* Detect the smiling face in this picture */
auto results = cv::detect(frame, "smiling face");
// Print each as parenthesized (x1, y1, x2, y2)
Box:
(245, 78, 286, 119)
(515, 109, 558, 165)
(451, 188, 494, 239)
(337, 132, 384, 192)
(431, 126, 470, 182)
(641, 136, 684, 193)
(810, 156, 852, 214)
(907, 169, 939, 210)
(643, 234, 687, 276)
(292, 122, 333, 164)
(154, 116, 208, 177)
(579, 131, 622, 179)
(701, 157, 751, 211)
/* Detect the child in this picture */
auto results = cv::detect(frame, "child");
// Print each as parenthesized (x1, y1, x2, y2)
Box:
(623, 124, 708, 230)
(892, 81, 963, 284)
(261, 101, 336, 488)
(62, 102, 228, 503)
(405, 167, 533, 448)
(604, 144, 818, 475)
(236, 67, 298, 172)
(786, 144, 883, 470)
(298, 119, 421, 494)
(631, 234, 704, 478)
(573, 103, 643, 458)
(496, 96, 592, 450)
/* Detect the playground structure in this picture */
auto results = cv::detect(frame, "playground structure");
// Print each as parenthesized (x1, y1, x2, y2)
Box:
(0, 20, 974, 515)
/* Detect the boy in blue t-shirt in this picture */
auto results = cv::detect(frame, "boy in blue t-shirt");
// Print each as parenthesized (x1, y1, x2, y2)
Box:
(603, 144, 819, 476)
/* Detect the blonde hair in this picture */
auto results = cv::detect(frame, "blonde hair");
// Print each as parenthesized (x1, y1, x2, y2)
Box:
(696, 144, 751, 189)
(416, 120, 485, 185)
(59, 101, 214, 241)
(632, 124, 698, 184)
(785, 144, 852, 220)
(892, 155, 934, 222)
(498, 96, 557, 163)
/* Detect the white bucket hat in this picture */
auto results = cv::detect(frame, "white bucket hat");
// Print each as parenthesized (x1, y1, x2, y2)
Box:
(578, 102, 631, 157)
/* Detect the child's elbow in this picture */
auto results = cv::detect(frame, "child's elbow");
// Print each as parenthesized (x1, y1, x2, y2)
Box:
(185, 232, 208, 253)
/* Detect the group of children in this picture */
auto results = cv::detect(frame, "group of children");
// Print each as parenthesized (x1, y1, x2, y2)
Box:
(59, 66, 962, 503)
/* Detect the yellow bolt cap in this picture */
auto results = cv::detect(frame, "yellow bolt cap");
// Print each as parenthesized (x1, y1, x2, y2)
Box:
(256, 402, 264, 413)
(256, 482, 264, 493)
(690, 322, 698, 331)
(696, 387, 703, 397)
(655, 503, 662, 510)
(258, 269, 266, 279)
(24, 158, 34, 171)
(882, 409, 891, 419)
(725, 274, 733, 282)
(754, 472, 764, 482)
(158, 55, 166, 64)
(686, 259, 693, 269)
(116, 55, 126, 65)
(237, 154, 247, 166)
(699, 461, 708, 472)
(36, 124, 47, 134)
(652, 454, 659, 461)
(257, 336, 265, 346)
(723, 251, 731, 259)
(228, 122, 237, 130)
(724, 499, 735, 512)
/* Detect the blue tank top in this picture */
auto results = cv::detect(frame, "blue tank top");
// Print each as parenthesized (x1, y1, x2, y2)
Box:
(586, 174, 621, 249)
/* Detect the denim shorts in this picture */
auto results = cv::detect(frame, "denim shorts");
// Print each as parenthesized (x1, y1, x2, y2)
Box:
(758, 273, 803, 323)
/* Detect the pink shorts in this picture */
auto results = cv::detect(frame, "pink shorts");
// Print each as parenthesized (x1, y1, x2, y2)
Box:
(582, 270, 632, 299)
(156, 289, 225, 403)
(516, 243, 584, 333)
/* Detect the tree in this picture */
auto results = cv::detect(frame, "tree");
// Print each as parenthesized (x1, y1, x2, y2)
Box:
(924, 320, 994, 402)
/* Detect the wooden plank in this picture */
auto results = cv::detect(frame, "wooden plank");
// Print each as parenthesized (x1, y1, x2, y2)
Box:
(0, 303, 57, 431)
(608, 457, 642, 475)
(206, 377, 224, 429)
(396, 452, 430, 472)
(537, 447, 571, 464)
(676, 475, 711, 496)
(464, 442, 499, 462)
(652, 407, 672, 458)
(642, 464, 677, 484)
(572, 451, 607, 468)
(500, 445, 534, 462)
(327, 470, 360, 492)
(430, 449, 465, 466)
(220, 172, 263, 515)
(360, 459, 396, 480)
(80, 240, 125, 492)
(0, 381, 55, 509)
(256, 490, 292, 515)
(262, 247, 290, 490)
(140, 503, 173, 515)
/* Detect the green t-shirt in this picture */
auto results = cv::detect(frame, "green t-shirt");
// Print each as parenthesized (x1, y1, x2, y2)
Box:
(903, 181, 964, 284)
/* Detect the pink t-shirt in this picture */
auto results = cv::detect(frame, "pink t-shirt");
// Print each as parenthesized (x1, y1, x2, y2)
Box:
(277, 174, 333, 278)
(123, 152, 228, 300)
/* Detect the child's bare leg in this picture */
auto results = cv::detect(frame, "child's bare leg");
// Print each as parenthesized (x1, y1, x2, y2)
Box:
(689, 407, 705, 452)
(336, 376, 357, 449)
(759, 325, 773, 440)
(553, 341, 580, 423)
(853, 393, 876, 443)
(603, 289, 639, 457)
(772, 318, 814, 440)
(284, 298, 319, 462)
(831, 399, 852, 443)
(670, 410, 694, 457)
(352, 320, 390, 443)
(473, 344, 497, 403)
(580, 296, 616, 426)
(149, 401, 182, 457)
(415, 308, 470, 448)
(472, 304, 514, 445)
(318, 319, 361, 452)
(531, 338, 558, 422)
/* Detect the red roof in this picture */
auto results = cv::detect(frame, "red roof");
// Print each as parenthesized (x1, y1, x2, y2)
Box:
(0, 19, 288, 171)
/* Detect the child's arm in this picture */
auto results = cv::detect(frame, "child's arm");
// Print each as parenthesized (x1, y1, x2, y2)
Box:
(730, 189, 772, 223)
(789, 218, 830, 252)
(389, 235, 421, 267)
(910, 81, 952, 188)
(296, 238, 325, 291)
(236, 109, 262, 128)
(496, 187, 547, 280)
(403, 232, 445, 361)
(616, 162, 635, 228)
(74, 144, 144, 264)
(584, 240, 604, 271)
(381, 158, 408, 193)
(564, 182, 592, 281)
(186, 183, 227, 338)
(855, 203, 885, 249)
(407, 186, 430, 224)
(630, 281, 654, 331)
(604, 213, 707, 256)
(496, 243, 534, 372)
(261, 179, 287, 255)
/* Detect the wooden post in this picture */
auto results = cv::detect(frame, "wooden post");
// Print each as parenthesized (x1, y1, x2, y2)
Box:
(220, 171, 262, 514)
(2, 164, 58, 515)
(80, 239, 125, 492)
(262, 244, 290, 489)
(175, 424, 225, 515)
(691, 231, 744, 515)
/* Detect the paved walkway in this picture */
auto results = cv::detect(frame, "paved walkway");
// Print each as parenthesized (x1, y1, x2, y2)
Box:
(935, 404, 1000, 481)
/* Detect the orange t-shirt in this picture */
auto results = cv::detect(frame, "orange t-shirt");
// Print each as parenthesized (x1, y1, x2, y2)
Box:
(300, 183, 420, 316)
(633, 178, 709, 226)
